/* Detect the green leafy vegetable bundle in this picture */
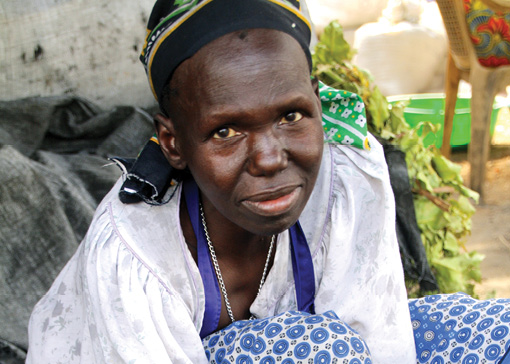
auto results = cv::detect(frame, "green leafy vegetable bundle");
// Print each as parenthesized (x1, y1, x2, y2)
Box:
(313, 21, 484, 296)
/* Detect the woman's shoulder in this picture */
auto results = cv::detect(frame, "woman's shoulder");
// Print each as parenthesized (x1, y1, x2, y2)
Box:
(328, 133, 390, 183)
(81, 179, 203, 304)
(27, 180, 207, 363)
(301, 137, 391, 243)
(325, 135, 393, 232)
(87, 178, 182, 253)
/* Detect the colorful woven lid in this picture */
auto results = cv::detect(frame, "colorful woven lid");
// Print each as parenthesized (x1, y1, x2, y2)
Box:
(140, 0, 312, 103)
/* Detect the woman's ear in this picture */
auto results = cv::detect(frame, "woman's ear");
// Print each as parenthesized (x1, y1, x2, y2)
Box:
(311, 76, 320, 98)
(311, 77, 322, 112)
(154, 113, 188, 170)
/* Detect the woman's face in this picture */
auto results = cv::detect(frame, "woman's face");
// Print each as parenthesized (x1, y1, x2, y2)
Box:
(157, 29, 324, 236)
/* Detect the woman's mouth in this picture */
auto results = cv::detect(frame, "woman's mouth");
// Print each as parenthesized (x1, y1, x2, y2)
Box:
(241, 187, 301, 216)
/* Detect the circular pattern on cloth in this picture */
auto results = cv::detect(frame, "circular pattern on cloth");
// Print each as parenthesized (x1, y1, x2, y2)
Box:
(425, 295, 442, 303)
(485, 344, 501, 361)
(332, 340, 350, 358)
(310, 327, 329, 344)
(492, 325, 510, 341)
(304, 315, 324, 324)
(410, 292, 510, 364)
(457, 328, 472, 344)
(260, 356, 275, 364)
(224, 331, 237, 345)
(294, 342, 311, 359)
(462, 353, 479, 364)
(273, 339, 289, 355)
(329, 321, 348, 334)
(431, 356, 444, 364)
(462, 311, 480, 325)
(501, 312, 510, 323)
(450, 347, 464, 362)
(437, 301, 454, 310)
(429, 312, 443, 322)
(487, 305, 504, 315)
(315, 350, 331, 364)
(468, 334, 485, 351)
(351, 337, 365, 353)
(235, 354, 252, 364)
(240, 334, 255, 351)
(450, 305, 467, 316)
(215, 348, 226, 363)
(251, 337, 266, 355)
(202, 310, 371, 363)
(287, 325, 306, 339)
(264, 323, 282, 338)
(251, 320, 268, 332)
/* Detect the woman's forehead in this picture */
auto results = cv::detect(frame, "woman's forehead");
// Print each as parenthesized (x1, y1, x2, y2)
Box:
(173, 29, 310, 95)
(169, 30, 313, 122)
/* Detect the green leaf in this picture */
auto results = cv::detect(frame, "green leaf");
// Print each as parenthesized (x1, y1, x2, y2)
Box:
(444, 212, 465, 236)
(415, 171, 436, 191)
(313, 21, 355, 65)
(431, 256, 465, 293)
(367, 86, 390, 134)
(414, 198, 447, 230)
(458, 184, 480, 203)
(443, 231, 460, 255)
(466, 251, 485, 283)
(432, 155, 462, 183)
(450, 195, 476, 216)
(388, 102, 410, 135)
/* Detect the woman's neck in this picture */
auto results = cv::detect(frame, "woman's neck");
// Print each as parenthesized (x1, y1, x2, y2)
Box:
(179, 189, 274, 264)
(179, 187, 277, 328)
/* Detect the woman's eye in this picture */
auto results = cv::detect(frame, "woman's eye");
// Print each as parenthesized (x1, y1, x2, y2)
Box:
(280, 112, 304, 124)
(213, 127, 239, 139)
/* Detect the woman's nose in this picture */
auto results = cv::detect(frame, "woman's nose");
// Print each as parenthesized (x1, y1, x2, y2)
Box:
(246, 131, 288, 177)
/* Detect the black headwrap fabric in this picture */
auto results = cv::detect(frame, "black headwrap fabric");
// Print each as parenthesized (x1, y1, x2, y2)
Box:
(140, 0, 312, 104)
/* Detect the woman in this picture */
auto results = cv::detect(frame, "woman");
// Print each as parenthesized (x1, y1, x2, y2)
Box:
(27, 1, 510, 363)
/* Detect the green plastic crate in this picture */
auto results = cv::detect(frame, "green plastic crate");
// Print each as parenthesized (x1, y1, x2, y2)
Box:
(387, 93, 505, 148)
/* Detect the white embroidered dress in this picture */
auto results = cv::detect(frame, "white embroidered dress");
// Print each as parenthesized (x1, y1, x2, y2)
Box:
(27, 135, 416, 363)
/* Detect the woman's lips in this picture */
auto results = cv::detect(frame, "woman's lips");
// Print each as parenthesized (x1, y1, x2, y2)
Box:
(242, 187, 301, 216)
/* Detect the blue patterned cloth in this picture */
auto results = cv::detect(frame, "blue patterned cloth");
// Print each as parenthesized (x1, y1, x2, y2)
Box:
(203, 294, 510, 364)
(410, 293, 510, 364)
(202, 310, 372, 364)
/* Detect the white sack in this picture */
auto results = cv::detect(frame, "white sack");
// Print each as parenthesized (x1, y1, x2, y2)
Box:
(353, 20, 447, 96)
(307, 0, 389, 32)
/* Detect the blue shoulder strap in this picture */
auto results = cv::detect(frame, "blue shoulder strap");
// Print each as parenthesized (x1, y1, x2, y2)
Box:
(290, 220, 316, 314)
(182, 179, 222, 338)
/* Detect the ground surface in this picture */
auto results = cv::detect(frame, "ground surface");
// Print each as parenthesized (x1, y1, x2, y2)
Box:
(454, 109, 510, 299)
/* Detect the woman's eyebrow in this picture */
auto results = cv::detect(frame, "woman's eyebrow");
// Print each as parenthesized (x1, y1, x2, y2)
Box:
(204, 93, 315, 122)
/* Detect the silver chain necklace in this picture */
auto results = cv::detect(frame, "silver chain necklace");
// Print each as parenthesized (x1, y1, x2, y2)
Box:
(200, 203, 275, 323)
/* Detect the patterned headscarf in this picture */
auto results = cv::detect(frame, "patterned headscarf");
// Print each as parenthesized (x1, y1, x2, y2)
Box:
(140, 0, 312, 104)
